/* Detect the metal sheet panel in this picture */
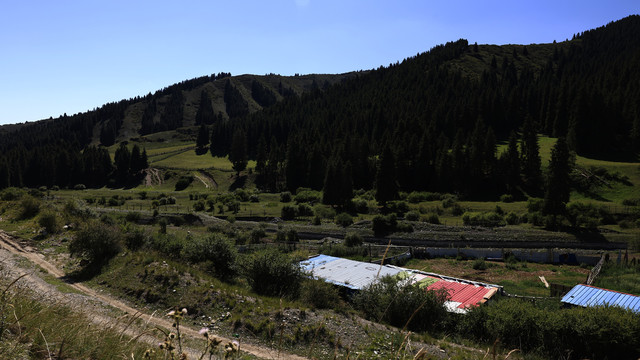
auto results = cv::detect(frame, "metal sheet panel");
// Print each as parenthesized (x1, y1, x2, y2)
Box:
(561, 285, 640, 312)
(301, 255, 403, 290)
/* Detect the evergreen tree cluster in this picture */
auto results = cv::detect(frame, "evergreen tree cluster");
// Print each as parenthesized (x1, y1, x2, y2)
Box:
(1, 16, 639, 197)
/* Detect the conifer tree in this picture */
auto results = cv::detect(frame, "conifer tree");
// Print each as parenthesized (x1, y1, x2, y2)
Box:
(114, 143, 131, 185)
(196, 124, 210, 152)
(229, 129, 248, 175)
(375, 146, 398, 206)
(521, 117, 543, 196)
(544, 136, 572, 218)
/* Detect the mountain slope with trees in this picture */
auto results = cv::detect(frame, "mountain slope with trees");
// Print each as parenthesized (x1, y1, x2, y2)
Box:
(0, 15, 639, 197)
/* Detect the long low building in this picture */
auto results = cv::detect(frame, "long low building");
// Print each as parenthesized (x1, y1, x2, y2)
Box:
(300, 255, 501, 314)
(561, 284, 640, 313)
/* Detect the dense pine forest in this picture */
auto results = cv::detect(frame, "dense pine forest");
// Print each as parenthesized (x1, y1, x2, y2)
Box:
(1, 16, 639, 201)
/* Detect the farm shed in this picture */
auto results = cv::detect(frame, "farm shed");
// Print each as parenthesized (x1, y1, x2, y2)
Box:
(300, 254, 403, 290)
(301, 255, 501, 314)
(561, 284, 640, 312)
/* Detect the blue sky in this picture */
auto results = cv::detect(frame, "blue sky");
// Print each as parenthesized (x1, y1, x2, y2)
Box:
(0, 1, 638, 125)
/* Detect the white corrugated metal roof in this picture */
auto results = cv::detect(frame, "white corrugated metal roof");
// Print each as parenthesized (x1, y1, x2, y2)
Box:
(301, 254, 403, 290)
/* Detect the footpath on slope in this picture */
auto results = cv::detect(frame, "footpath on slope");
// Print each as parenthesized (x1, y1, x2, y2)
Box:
(0, 230, 307, 360)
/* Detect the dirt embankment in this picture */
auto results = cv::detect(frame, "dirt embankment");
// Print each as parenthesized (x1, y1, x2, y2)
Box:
(0, 230, 305, 360)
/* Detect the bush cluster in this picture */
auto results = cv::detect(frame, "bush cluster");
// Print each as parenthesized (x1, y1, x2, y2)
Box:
(354, 276, 448, 332)
(460, 298, 640, 359)
(462, 212, 505, 227)
(242, 249, 302, 297)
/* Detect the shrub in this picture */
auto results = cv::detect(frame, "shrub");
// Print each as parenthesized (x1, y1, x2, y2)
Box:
(425, 213, 440, 224)
(249, 228, 266, 243)
(124, 227, 147, 250)
(281, 205, 298, 220)
(192, 201, 205, 212)
(19, 196, 41, 219)
(335, 212, 353, 227)
(405, 210, 420, 221)
(280, 191, 292, 203)
(462, 212, 505, 227)
(407, 191, 444, 203)
(242, 249, 303, 297)
(354, 275, 447, 332)
(566, 202, 615, 228)
(249, 194, 260, 203)
(69, 221, 122, 268)
(38, 210, 60, 234)
(526, 197, 544, 213)
(396, 221, 413, 233)
(372, 214, 397, 236)
(500, 194, 514, 203)
(182, 234, 237, 279)
(442, 195, 458, 208)
(0, 187, 25, 201)
(297, 203, 314, 217)
(286, 228, 299, 242)
(344, 232, 363, 247)
(460, 298, 640, 359)
(299, 279, 340, 309)
(349, 198, 369, 214)
(451, 203, 464, 216)
(125, 211, 141, 223)
(294, 189, 322, 204)
(174, 175, 194, 191)
(387, 201, 409, 216)
(505, 212, 520, 225)
(472, 258, 487, 270)
(314, 205, 336, 219)
(158, 218, 168, 234)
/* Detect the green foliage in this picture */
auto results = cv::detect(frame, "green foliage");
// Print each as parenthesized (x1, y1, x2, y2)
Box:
(335, 212, 353, 227)
(281, 205, 298, 220)
(174, 175, 194, 191)
(124, 226, 148, 251)
(405, 210, 420, 221)
(472, 258, 487, 270)
(348, 198, 370, 214)
(406, 191, 444, 203)
(299, 279, 341, 310)
(460, 298, 640, 359)
(38, 210, 60, 234)
(354, 275, 447, 332)
(387, 200, 409, 216)
(343, 232, 363, 247)
(505, 212, 520, 225)
(297, 203, 313, 217)
(242, 249, 303, 297)
(526, 197, 544, 212)
(566, 202, 615, 228)
(313, 205, 336, 219)
(181, 234, 237, 280)
(500, 194, 514, 203)
(18, 195, 40, 219)
(69, 221, 122, 268)
(294, 189, 322, 204)
(280, 191, 292, 203)
(425, 213, 440, 224)
(125, 211, 141, 223)
(462, 212, 505, 227)
(372, 214, 397, 236)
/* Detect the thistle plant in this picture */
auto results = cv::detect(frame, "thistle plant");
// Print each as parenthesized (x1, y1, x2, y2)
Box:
(197, 327, 239, 360)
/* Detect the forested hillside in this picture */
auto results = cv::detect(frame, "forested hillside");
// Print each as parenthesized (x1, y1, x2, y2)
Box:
(1, 15, 639, 198)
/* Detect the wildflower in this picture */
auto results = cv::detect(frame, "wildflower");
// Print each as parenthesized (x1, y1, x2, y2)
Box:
(181, 308, 188, 315)
(210, 336, 222, 346)
(169, 332, 177, 340)
(167, 310, 176, 317)
(159, 342, 166, 350)
(199, 327, 209, 337)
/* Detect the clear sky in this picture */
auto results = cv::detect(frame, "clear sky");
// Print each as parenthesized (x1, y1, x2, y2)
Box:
(0, 1, 638, 125)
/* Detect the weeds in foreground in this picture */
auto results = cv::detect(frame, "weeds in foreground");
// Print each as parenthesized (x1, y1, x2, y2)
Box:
(142, 307, 239, 360)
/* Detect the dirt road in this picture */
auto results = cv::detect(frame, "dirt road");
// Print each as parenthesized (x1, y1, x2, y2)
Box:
(0, 230, 306, 360)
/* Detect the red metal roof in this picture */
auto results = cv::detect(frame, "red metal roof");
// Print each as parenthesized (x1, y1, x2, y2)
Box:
(426, 278, 493, 309)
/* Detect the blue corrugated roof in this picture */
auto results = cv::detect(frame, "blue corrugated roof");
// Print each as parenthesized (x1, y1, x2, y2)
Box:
(561, 284, 640, 313)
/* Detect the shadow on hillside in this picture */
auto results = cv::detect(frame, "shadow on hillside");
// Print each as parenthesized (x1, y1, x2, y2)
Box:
(229, 175, 247, 191)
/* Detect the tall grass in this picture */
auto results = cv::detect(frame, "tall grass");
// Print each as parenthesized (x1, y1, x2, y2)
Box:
(0, 273, 148, 359)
